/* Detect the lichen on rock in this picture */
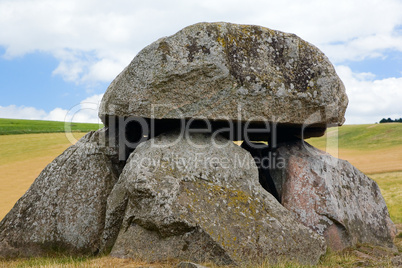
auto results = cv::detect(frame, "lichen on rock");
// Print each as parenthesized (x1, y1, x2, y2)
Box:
(101, 131, 327, 265)
(0, 128, 124, 257)
(270, 140, 397, 251)
(99, 22, 348, 137)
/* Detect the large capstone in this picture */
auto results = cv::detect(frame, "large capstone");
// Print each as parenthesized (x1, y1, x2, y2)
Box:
(99, 22, 348, 139)
(100, 131, 326, 265)
(0, 129, 124, 257)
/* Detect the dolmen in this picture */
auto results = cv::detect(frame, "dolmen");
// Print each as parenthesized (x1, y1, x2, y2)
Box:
(0, 22, 396, 266)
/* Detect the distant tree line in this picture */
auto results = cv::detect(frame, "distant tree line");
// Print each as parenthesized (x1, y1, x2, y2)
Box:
(379, 118, 402, 123)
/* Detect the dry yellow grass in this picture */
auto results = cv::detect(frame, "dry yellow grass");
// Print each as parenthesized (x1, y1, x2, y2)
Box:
(0, 256, 180, 268)
(1, 247, 402, 268)
(0, 132, 86, 220)
(307, 123, 402, 174)
(328, 145, 402, 174)
(370, 171, 402, 223)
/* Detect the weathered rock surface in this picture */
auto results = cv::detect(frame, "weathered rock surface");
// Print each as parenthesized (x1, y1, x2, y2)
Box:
(270, 141, 397, 251)
(99, 22, 347, 135)
(101, 131, 326, 265)
(0, 129, 123, 257)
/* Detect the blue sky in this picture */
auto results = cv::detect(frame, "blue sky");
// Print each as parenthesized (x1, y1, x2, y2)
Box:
(0, 49, 99, 111)
(0, 0, 402, 124)
(344, 51, 402, 79)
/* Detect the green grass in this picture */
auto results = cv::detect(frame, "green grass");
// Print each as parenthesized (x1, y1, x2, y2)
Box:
(1, 248, 400, 268)
(371, 171, 402, 224)
(307, 123, 402, 150)
(0, 256, 90, 267)
(0, 118, 103, 135)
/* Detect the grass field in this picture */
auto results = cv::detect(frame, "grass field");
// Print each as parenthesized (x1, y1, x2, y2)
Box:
(370, 172, 402, 223)
(0, 121, 401, 267)
(0, 132, 88, 220)
(0, 118, 101, 219)
(0, 118, 102, 135)
(307, 123, 402, 174)
(0, 245, 401, 267)
(307, 123, 402, 150)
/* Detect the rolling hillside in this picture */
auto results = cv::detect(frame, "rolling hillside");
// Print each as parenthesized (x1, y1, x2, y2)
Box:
(307, 123, 402, 174)
(307, 123, 402, 150)
(0, 118, 102, 135)
(0, 118, 102, 220)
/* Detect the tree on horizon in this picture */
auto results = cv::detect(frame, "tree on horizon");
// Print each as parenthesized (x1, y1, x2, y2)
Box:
(379, 118, 402, 123)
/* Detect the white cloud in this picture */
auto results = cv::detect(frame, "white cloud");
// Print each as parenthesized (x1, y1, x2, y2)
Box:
(0, 94, 104, 123)
(321, 34, 402, 63)
(1, 0, 402, 84)
(336, 66, 402, 124)
(64, 94, 104, 123)
(82, 57, 127, 83)
(43, 108, 69, 122)
(0, 105, 47, 120)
